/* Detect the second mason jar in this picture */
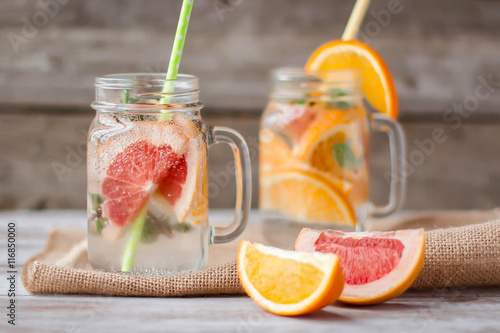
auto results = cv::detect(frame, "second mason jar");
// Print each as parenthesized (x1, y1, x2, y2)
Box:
(259, 68, 406, 248)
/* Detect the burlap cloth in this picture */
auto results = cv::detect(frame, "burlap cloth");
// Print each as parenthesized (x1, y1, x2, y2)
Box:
(22, 210, 500, 296)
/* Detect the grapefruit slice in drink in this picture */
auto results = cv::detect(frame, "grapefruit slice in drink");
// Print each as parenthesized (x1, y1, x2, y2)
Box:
(295, 228, 425, 305)
(100, 122, 200, 239)
(149, 116, 206, 225)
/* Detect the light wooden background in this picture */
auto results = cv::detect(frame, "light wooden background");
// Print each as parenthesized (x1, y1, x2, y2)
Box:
(0, 0, 499, 210)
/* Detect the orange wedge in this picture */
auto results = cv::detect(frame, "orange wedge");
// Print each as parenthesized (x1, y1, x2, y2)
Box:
(305, 39, 398, 119)
(237, 240, 344, 316)
(260, 169, 355, 226)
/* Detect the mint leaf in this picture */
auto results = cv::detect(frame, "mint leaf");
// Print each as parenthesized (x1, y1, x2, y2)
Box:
(332, 101, 352, 109)
(332, 142, 359, 169)
(141, 217, 159, 244)
(329, 88, 352, 109)
(295, 100, 306, 105)
(122, 89, 139, 104)
(122, 89, 130, 104)
(89, 193, 104, 212)
(174, 222, 192, 233)
(95, 217, 106, 235)
(330, 88, 348, 97)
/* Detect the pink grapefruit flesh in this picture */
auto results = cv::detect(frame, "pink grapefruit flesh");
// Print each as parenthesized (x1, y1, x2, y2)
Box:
(314, 231, 404, 285)
(295, 228, 425, 305)
(282, 106, 318, 142)
(157, 156, 188, 207)
(102, 140, 185, 227)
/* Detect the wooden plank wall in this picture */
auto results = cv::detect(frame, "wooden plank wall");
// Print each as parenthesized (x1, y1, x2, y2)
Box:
(0, 110, 499, 210)
(0, 0, 499, 210)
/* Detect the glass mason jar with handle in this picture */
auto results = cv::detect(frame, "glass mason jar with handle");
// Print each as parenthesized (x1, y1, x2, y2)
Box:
(87, 73, 251, 275)
(259, 68, 406, 248)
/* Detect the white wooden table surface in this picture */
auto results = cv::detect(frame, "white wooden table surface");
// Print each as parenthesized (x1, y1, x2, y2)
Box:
(1, 210, 500, 333)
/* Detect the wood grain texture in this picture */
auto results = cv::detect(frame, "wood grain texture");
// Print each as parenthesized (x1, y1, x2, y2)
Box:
(1, 112, 500, 210)
(0, 0, 499, 113)
(1, 210, 500, 333)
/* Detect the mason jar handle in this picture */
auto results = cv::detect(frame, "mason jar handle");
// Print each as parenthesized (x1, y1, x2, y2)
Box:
(371, 113, 407, 217)
(209, 126, 252, 243)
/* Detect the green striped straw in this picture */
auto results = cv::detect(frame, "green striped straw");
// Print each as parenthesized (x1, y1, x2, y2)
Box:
(121, 0, 194, 273)
(160, 0, 194, 107)
(121, 204, 148, 272)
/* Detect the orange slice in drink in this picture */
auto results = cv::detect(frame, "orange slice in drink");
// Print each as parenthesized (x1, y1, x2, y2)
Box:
(260, 126, 353, 197)
(184, 156, 208, 225)
(297, 109, 365, 184)
(260, 169, 355, 226)
(259, 128, 295, 174)
(237, 240, 344, 316)
(174, 115, 208, 225)
(305, 39, 398, 119)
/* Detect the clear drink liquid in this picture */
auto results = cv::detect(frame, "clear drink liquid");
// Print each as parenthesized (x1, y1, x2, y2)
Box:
(87, 112, 209, 274)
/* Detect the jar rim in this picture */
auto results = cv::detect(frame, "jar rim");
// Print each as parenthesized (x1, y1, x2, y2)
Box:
(93, 73, 202, 112)
(270, 67, 362, 101)
(95, 73, 198, 89)
(272, 67, 362, 84)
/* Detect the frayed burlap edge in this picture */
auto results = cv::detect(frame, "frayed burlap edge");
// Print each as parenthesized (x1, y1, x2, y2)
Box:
(23, 260, 244, 296)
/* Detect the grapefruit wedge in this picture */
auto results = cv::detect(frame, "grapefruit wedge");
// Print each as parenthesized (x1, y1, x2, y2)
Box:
(295, 228, 425, 305)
